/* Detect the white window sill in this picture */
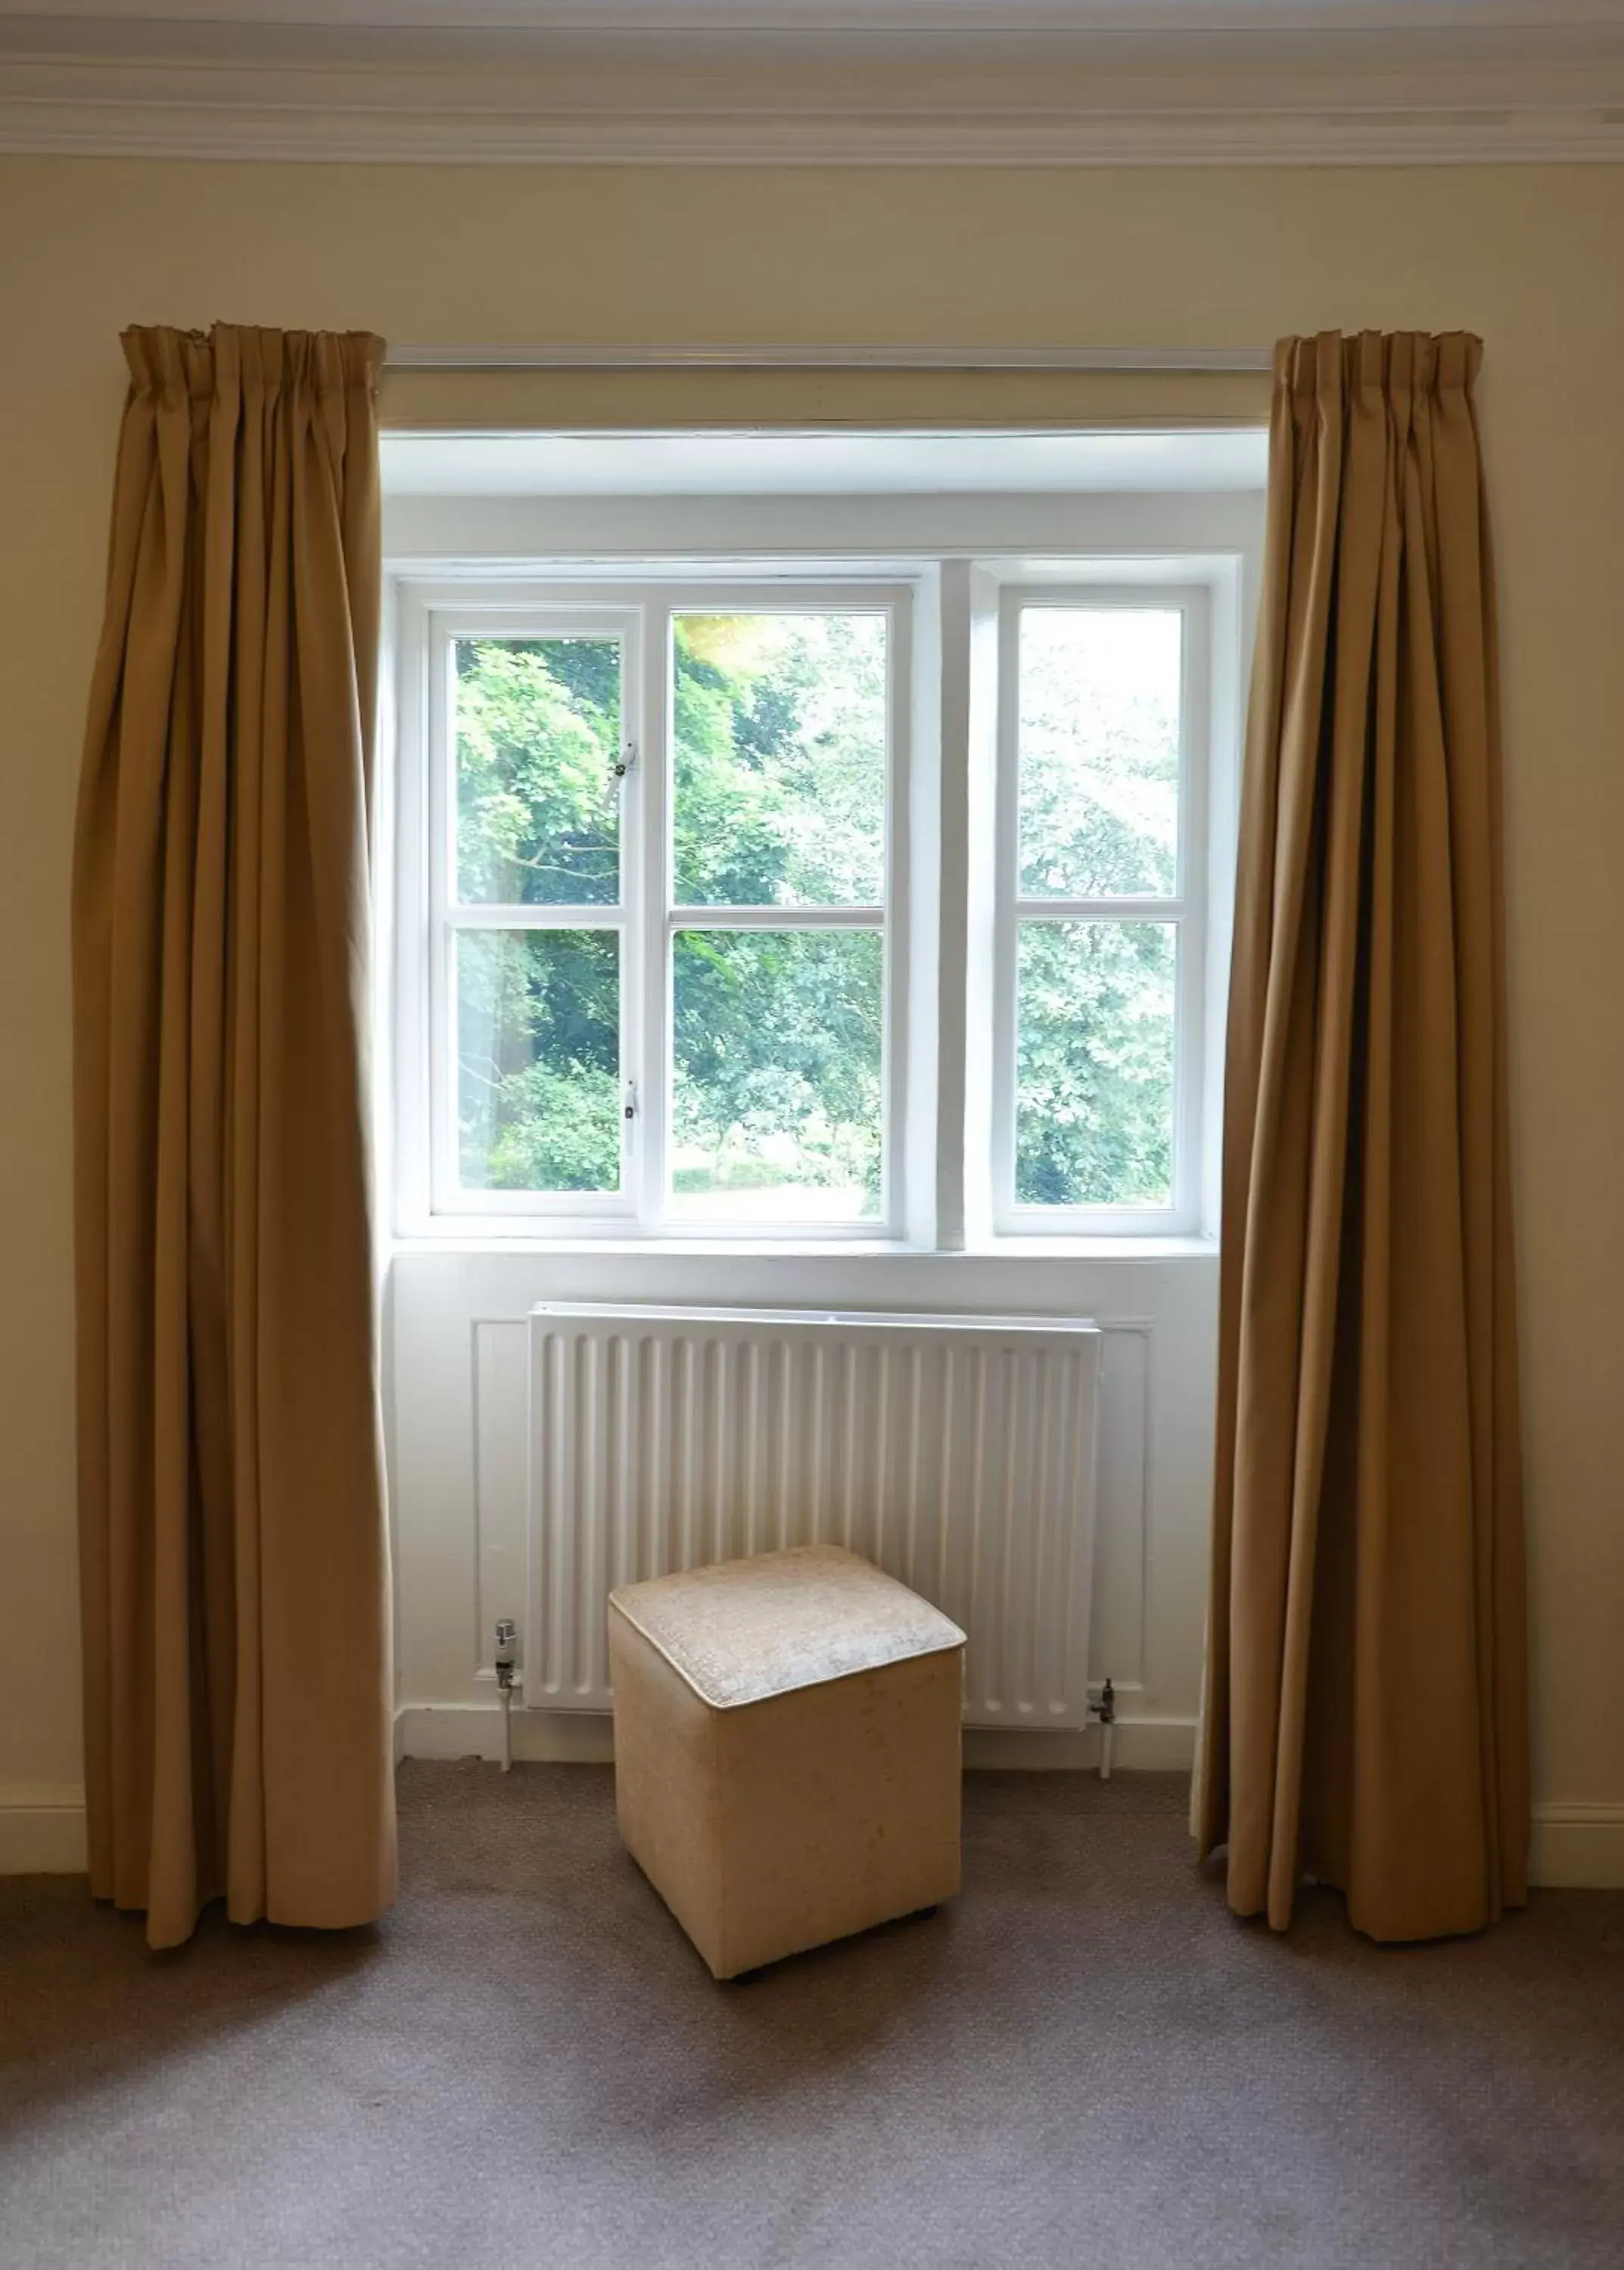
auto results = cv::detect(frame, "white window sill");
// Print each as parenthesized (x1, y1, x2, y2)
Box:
(389, 1232, 1218, 1261)
(960, 1235, 1218, 1260)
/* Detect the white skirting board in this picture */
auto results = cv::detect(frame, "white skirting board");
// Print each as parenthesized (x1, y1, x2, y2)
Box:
(394, 1712, 1624, 1889)
(1528, 1806, 1624, 1892)
(7, 1766, 1622, 1889)
(397, 1703, 1196, 1774)
(0, 1787, 89, 1874)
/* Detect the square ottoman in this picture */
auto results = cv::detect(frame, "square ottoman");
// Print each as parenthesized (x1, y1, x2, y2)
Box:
(608, 1544, 966, 1979)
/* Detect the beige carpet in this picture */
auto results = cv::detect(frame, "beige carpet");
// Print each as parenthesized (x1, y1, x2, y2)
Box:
(2, 1762, 1621, 2269)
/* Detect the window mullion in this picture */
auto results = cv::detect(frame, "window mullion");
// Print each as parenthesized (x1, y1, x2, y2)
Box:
(636, 601, 668, 1233)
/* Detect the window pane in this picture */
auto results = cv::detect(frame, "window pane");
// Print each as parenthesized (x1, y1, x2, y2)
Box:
(672, 613, 886, 906)
(456, 931, 620, 1193)
(454, 636, 621, 906)
(671, 929, 883, 1219)
(1016, 922, 1175, 1208)
(1019, 608, 1181, 899)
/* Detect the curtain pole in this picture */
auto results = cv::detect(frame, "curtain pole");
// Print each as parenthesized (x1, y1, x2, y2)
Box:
(382, 343, 1274, 373)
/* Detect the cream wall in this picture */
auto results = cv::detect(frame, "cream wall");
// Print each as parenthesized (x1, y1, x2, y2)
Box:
(2, 158, 1621, 1829)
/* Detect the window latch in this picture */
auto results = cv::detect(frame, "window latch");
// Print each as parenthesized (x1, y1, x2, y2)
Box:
(623, 1080, 638, 1123)
(609, 741, 638, 784)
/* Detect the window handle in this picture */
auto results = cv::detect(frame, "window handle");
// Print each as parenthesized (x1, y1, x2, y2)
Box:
(623, 1080, 638, 1123)
(609, 740, 638, 784)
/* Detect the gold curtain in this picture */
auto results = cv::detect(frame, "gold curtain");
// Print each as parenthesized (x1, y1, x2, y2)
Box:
(1195, 332, 1529, 1942)
(72, 325, 396, 1950)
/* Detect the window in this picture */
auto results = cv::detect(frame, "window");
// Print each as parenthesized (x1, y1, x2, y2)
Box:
(993, 589, 1209, 1235)
(404, 583, 905, 1234)
(391, 531, 1243, 1246)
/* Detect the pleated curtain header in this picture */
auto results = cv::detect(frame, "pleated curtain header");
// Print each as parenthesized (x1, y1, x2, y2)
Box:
(1277, 328, 1482, 401)
(119, 323, 384, 402)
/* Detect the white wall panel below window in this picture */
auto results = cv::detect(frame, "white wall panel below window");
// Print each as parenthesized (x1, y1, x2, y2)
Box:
(388, 1245, 1218, 1763)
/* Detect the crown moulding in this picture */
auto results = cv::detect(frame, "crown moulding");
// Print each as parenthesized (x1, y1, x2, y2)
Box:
(4, 21, 1624, 165)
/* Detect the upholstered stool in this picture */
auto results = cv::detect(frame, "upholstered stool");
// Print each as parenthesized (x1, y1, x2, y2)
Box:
(608, 1544, 966, 1979)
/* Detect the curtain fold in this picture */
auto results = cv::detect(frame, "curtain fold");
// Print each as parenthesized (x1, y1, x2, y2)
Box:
(1195, 331, 1529, 1943)
(73, 323, 396, 1950)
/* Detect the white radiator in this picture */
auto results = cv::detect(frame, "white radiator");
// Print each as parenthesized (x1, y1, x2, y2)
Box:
(527, 1303, 1101, 1729)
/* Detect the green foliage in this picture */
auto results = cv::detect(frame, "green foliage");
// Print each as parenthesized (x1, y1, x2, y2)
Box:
(450, 608, 1177, 1214)
(474, 1061, 621, 1192)
(1012, 611, 1182, 1206)
(454, 636, 620, 905)
(453, 620, 888, 1208)
(1018, 608, 1181, 900)
(671, 612, 885, 907)
(1016, 922, 1174, 1207)
(456, 928, 620, 1192)
(672, 928, 882, 1205)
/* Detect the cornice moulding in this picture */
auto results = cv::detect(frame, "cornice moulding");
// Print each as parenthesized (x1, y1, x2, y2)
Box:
(4, 20, 1624, 164)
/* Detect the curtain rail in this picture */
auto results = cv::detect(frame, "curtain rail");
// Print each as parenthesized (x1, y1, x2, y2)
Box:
(382, 343, 1274, 374)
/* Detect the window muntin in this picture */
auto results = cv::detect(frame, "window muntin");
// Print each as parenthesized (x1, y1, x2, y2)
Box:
(995, 590, 1206, 1234)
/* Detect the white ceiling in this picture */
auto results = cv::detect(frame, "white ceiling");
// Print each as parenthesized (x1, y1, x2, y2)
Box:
(381, 428, 1270, 499)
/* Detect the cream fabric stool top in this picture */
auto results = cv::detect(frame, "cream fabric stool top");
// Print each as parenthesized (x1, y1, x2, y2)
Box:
(609, 1545, 966, 1979)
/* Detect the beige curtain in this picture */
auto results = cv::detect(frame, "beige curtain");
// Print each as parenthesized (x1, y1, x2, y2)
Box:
(72, 325, 396, 1950)
(1195, 331, 1529, 1942)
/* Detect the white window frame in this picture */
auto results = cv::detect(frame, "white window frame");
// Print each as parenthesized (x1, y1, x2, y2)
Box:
(387, 509, 1253, 1253)
(991, 583, 1211, 1239)
(394, 575, 910, 1240)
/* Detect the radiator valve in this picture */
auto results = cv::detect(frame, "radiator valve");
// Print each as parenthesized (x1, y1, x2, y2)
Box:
(1092, 1676, 1116, 1782)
